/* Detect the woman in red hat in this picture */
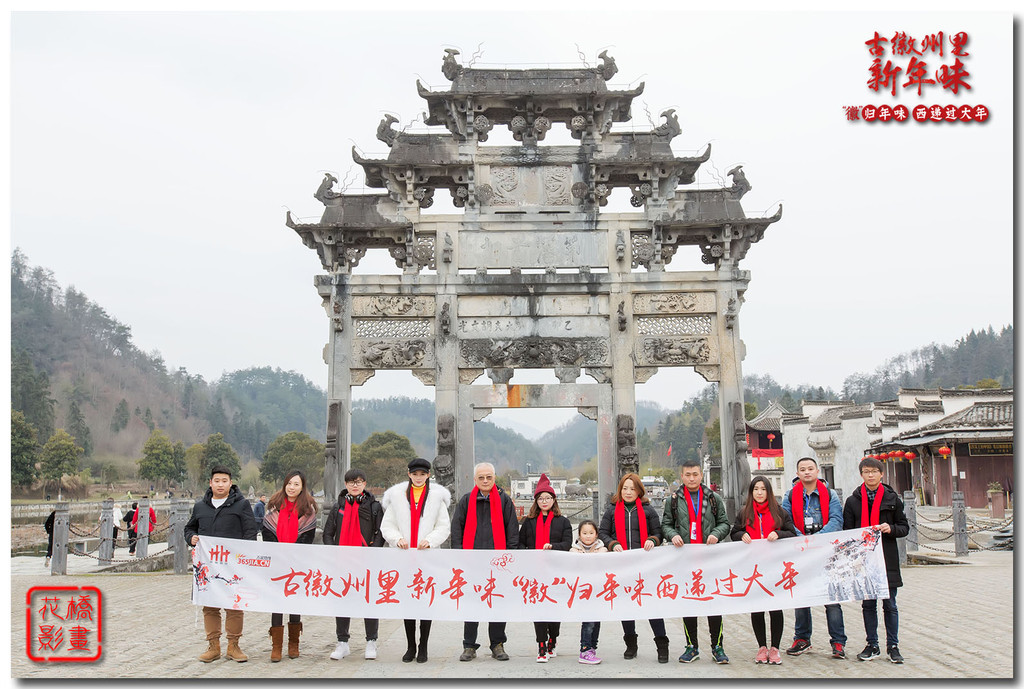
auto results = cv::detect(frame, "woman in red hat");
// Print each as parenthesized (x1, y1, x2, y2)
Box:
(730, 475, 798, 665)
(518, 473, 573, 662)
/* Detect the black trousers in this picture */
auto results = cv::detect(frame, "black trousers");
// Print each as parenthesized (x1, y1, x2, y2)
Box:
(533, 621, 561, 644)
(335, 617, 378, 642)
(271, 613, 301, 627)
(751, 610, 784, 648)
(683, 615, 723, 649)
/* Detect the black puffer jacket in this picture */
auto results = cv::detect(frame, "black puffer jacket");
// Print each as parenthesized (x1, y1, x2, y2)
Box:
(322, 490, 384, 547)
(184, 485, 259, 544)
(598, 500, 663, 551)
(450, 487, 519, 550)
(518, 514, 573, 551)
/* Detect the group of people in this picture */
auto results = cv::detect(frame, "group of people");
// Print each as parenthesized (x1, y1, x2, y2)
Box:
(184, 454, 908, 668)
(42, 499, 157, 568)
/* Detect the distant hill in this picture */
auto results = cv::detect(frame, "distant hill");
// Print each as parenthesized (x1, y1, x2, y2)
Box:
(11, 249, 1012, 485)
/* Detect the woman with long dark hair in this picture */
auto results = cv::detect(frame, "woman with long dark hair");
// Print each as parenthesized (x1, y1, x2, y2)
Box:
(381, 458, 451, 663)
(598, 472, 670, 663)
(518, 473, 573, 662)
(730, 475, 797, 665)
(261, 470, 318, 662)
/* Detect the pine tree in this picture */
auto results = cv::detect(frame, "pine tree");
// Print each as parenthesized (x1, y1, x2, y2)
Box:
(110, 398, 130, 433)
(11, 410, 40, 489)
(66, 399, 93, 457)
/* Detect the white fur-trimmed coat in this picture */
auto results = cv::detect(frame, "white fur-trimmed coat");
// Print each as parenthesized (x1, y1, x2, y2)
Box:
(380, 481, 452, 548)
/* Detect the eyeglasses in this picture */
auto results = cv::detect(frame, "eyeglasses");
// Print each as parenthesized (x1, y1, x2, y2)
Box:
(345, 479, 366, 485)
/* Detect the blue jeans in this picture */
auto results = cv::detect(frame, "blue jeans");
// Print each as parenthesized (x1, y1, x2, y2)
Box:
(861, 586, 898, 648)
(793, 604, 846, 645)
(580, 622, 601, 651)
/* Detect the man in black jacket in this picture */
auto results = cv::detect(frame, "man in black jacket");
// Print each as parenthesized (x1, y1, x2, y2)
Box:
(184, 466, 259, 663)
(322, 468, 385, 661)
(843, 457, 910, 664)
(450, 462, 518, 662)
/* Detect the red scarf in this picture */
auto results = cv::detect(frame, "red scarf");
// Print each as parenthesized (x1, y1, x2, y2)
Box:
(791, 481, 830, 534)
(746, 500, 774, 540)
(860, 484, 884, 527)
(614, 501, 647, 550)
(276, 499, 299, 543)
(462, 487, 506, 550)
(685, 489, 703, 544)
(535, 512, 553, 549)
(338, 495, 365, 546)
(409, 485, 426, 548)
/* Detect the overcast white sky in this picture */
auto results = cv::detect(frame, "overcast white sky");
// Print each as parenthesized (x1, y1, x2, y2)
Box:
(7, 9, 1015, 436)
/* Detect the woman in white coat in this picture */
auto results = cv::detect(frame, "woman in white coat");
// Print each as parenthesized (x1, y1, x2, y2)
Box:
(380, 457, 451, 663)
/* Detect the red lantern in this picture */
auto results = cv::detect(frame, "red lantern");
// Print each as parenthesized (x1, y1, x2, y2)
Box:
(894, 450, 905, 461)
(880, 452, 890, 460)
(938, 445, 952, 457)
(905, 451, 917, 461)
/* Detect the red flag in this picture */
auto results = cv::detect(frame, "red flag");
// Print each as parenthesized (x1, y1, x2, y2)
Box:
(667, 444, 673, 458)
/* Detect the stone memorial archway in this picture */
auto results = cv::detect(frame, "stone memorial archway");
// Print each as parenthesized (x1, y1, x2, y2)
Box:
(287, 50, 780, 514)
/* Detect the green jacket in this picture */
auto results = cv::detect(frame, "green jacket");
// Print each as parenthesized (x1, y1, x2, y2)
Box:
(661, 485, 730, 544)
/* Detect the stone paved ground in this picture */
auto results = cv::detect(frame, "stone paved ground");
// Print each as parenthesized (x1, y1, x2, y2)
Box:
(11, 550, 1012, 680)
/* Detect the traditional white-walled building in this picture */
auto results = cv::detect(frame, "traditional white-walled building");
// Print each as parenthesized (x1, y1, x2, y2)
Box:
(781, 388, 1013, 507)
(510, 474, 569, 499)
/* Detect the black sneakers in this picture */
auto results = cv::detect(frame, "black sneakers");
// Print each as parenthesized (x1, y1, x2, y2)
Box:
(887, 646, 904, 664)
(786, 639, 812, 656)
(856, 644, 880, 661)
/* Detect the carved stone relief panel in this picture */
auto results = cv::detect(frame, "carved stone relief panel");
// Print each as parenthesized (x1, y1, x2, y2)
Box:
(460, 337, 610, 368)
(355, 339, 435, 368)
(637, 336, 714, 366)
(352, 296, 435, 317)
(635, 316, 713, 336)
(354, 319, 431, 339)
(585, 367, 613, 384)
(632, 292, 716, 314)
(483, 166, 577, 207)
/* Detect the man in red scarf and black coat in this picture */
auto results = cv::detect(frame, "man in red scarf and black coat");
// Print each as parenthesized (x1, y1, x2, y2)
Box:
(843, 457, 909, 665)
(322, 468, 385, 661)
(450, 462, 519, 662)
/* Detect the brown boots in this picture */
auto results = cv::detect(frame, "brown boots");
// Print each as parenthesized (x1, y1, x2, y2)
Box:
(199, 607, 222, 662)
(199, 639, 221, 663)
(200, 607, 247, 662)
(269, 622, 301, 662)
(287, 622, 302, 659)
(224, 610, 247, 662)
(270, 626, 284, 662)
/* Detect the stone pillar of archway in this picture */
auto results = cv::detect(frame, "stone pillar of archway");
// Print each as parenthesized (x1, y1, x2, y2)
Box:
(322, 275, 354, 504)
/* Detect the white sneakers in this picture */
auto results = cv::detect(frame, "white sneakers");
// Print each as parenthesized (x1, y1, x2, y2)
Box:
(329, 640, 377, 660)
